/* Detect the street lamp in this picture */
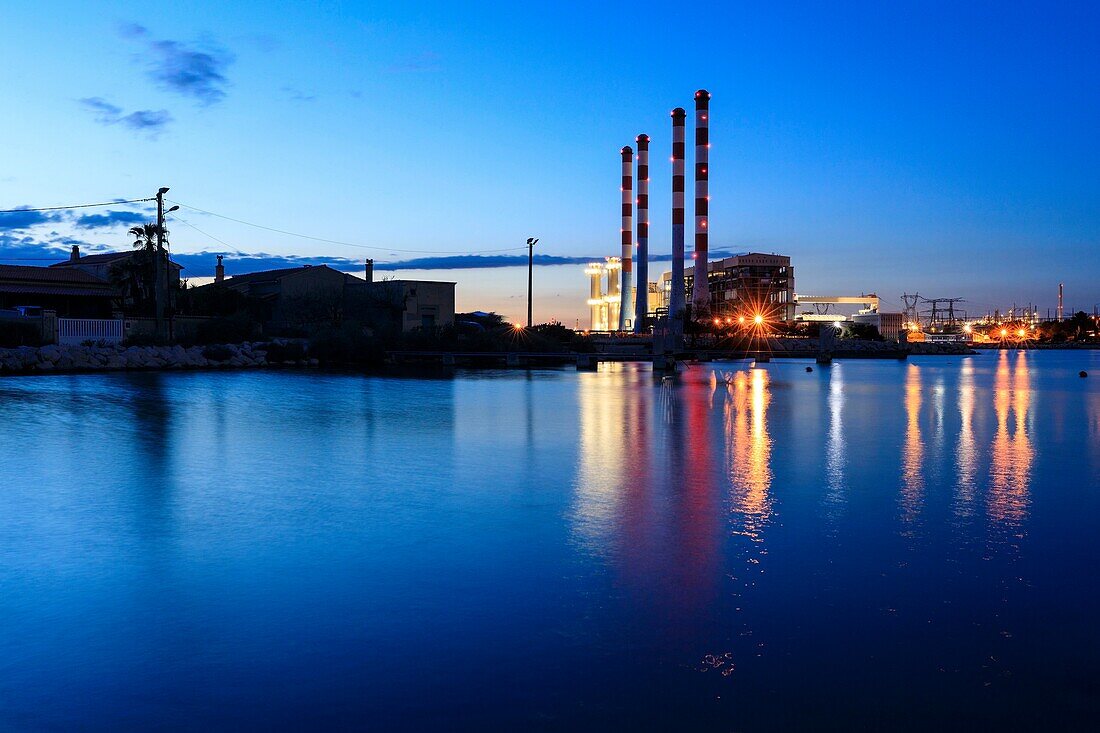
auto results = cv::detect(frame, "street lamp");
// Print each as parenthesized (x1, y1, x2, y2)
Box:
(526, 237, 539, 328)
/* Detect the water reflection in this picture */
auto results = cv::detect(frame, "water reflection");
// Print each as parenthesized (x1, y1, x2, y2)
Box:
(573, 371, 628, 556)
(988, 351, 1034, 526)
(901, 364, 924, 523)
(955, 359, 978, 517)
(723, 369, 773, 544)
(825, 365, 845, 509)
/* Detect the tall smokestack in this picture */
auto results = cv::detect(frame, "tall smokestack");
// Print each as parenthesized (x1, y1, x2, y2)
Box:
(619, 146, 634, 330)
(215, 254, 225, 283)
(1058, 282, 1064, 321)
(691, 89, 711, 317)
(670, 108, 687, 334)
(634, 134, 650, 333)
(365, 258, 374, 283)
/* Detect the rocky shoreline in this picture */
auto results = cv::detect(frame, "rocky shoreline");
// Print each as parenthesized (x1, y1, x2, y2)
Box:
(0, 341, 316, 375)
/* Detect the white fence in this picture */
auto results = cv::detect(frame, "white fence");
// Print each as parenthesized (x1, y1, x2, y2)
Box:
(58, 318, 124, 345)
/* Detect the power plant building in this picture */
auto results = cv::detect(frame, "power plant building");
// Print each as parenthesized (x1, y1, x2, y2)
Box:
(660, 253, 796, 322)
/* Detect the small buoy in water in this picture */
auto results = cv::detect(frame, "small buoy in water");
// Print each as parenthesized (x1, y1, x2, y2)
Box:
(806, 366, 813, 372)
(1081, 371, 1088, 378)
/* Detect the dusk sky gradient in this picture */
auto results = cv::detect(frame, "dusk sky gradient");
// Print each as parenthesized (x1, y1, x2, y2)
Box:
(2, 1, 1097, 323)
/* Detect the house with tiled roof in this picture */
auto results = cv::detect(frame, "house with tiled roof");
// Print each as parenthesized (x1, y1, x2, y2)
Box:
(0, 263, 119, 317)
(50, 244, 183, 292)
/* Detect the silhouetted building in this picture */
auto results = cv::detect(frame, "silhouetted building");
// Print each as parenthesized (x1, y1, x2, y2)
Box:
(193, 264, 352, 332)
(0, 264, 120, 317)
(347, 278, 455, 331)
(51, 245, 183, 291)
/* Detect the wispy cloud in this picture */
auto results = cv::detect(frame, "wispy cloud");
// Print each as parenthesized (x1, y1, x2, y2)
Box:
(280, 86, 317, 102)
(170, 252, 363, 277)
(375, 250, 745, 270)
(1, 235, 751, 276)
(117, 23, 233, 105)
(72, 210, 150, 230)
(175, 250, 752, 276)
(117, 22, 148, 39)
(0, 233, 106, 264)
(79, 97, 172, 137)
(147, 39, 232, 104)
(0, 209, 60, 231)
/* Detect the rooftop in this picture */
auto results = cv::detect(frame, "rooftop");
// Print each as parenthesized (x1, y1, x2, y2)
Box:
(0, 264, 119, 297)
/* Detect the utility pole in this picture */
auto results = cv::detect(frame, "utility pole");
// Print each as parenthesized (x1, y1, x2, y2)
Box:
(153, 187, 180, 343)
(526, 237, 538, 328)
(155, 187, 168, 342)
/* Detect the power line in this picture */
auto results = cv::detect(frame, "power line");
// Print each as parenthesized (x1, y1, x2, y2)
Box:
(168, 200, 529, 256)
(0, 197, 153, 214)
(165, 212, 247, 256)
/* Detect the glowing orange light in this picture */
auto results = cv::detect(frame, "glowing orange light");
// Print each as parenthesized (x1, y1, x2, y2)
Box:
(1000, 329, 1008, 337)
(1018, 328, 1027, 338)
(714, 318, 722, 326)
(753, 314, 764, 325)
(738, 316, 746, 324)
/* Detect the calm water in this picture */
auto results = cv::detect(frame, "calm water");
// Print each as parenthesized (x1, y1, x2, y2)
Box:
(2, 352, 1099, 731)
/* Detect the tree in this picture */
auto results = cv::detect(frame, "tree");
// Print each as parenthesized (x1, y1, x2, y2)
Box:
(1069, 311, 1094, 341)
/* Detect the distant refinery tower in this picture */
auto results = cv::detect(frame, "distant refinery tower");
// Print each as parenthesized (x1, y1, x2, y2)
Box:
(605, 256, 622, 330)
(619, 146, 634, 330)
(586, 262, 606, 330)
(691, 89, 711, 316)
(670, 107, 687, 332)
(1058, 282, 1064, 321)
(633, 134, 650, 333)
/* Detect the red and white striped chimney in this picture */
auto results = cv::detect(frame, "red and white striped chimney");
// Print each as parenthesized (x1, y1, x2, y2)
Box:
(619, 145, 634, 330)
(633, 134, 649, 333)
(670, 108, 687, 330)
(691, 89, 711, 317)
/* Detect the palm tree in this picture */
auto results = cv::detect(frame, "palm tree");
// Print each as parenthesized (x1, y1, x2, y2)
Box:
(107, 223, 164, 316)
(129, 223, 160, 252)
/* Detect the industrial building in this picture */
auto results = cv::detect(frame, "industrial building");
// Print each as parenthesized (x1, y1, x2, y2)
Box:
(586, 257, 661, 332)
(850, 310, 905, 341)
(659, 253, 796, 322)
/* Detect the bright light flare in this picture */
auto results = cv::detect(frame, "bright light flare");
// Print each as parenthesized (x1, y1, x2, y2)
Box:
(753, 314, 765, 325)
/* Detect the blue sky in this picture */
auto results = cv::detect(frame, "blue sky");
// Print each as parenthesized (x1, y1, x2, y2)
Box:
(1, 1, 1097, 323)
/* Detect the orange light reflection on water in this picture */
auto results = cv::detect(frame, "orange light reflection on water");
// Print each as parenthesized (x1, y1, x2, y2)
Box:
(988, 351, 1033, 525)
(724, 368, 773, 543)
(901, 364, 924, 523)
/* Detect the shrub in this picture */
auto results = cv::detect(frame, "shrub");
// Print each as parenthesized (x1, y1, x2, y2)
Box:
(202, 344, 235, 362)
(308, 322, 383, 366)
(194, 314, 254, 345)
(123, 332, 159, 347)
(262, 340, 307, 362)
